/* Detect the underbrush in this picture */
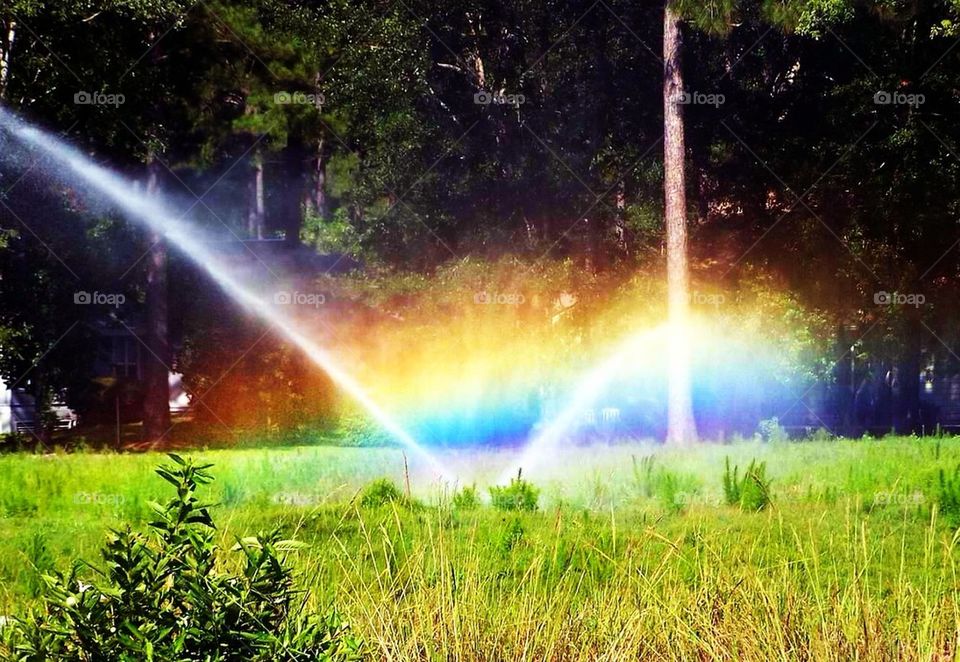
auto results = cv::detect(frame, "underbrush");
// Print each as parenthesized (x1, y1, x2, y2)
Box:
(1, 439, 960, 659)
(1, 456, 361, 661)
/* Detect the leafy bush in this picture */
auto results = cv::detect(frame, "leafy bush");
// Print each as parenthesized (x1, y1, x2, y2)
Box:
(2, 455, 361, 661)
(632, 456, 701, 513)
(359, 478, 406, 507)
(452, 485, 480, 510)
(937, 464, 960, 526)
(810, 427, 834, 443)
(655, 472, 688, 514)
(496, 518, 525, 553)
(757, 417, 789, 443)
(631, 454, 657, 497)
(0, 433, 31, 453)
(489, 474, 539, 512)
(23, 532, 54, 599)
(722, 457, 772, 511)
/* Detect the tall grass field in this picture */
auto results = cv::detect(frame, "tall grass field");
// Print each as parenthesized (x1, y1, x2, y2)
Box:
(3, 438, 960, 659)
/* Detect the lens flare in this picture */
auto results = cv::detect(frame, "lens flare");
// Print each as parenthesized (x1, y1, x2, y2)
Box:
(498, 324, 669, 482)
(0, 108, 453, 482)
(0, 110, 821, 482)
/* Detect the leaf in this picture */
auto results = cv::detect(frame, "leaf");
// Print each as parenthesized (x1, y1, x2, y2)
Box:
(154, 468, 180, 487)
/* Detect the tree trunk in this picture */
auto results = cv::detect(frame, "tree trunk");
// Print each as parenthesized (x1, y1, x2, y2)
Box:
(303, 137, 327, 220)
(589, 7, 612, 271)
(896, 316, 922, 434)
(32, 371, 50, 449)
(247, 151, 265, 239)
(614, 180, 628, 252)
(0, 19, 16, 99)
(277, 138, 306, 246)
(663, 2, 697, 446)
(142, 159, 171, 445)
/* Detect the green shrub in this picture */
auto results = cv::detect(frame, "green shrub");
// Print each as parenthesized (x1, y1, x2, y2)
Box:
(757, 417, 789, 443)
(937, 464, 960, 526)
(496, 518, 525, 553)
(722, 457, 772, 511)
(631, 454, 657, 497)
(655, 471, 685, 514)
(489, 474, 539, 512)
(23, 531, 55, 599)
(810, 427, 833, 443)
(452, 485, 480, 510)
(632, 456, 700, 513)
(2, 454, 361, 661)
(359, 478, 406, 507)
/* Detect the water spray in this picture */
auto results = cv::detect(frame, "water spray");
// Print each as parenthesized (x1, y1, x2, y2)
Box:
(497, 324, 668, 483)
(0, 108, 454, 482)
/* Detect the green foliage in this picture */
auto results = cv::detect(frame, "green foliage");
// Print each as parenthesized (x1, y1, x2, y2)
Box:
(723, 457, 772, 511)
(489, 475, 540, 512)
(757, 417, 789, 443)
(632, 454, 658, 497)
(2, 440, 960, 656)
(655, 471, 686, 514)
(23, 532, 54, 599)
(359, 478, 406, 508)
(795, 0, 856, 37)
(632, 455, 701, 512)
(936, 464, 960, 527)
(452, 485, 480, 511)
(496, 518, 525, 554)
(303, 208, 363, 255)
(3, 455, 361, 661)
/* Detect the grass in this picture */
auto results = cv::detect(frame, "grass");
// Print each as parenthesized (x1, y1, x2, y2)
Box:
(1, 437, 960, 658)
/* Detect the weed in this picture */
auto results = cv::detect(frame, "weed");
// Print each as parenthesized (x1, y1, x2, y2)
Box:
(937, 464, 960, 526)
(723, 457, 772, 511)
(359, 478, 406, 507)
(2, 455, 362, 661)
(757, 417, 789, 443)
(452, 485, 480, 510)
(496, 518, 525, 553)
(489, 473, 539, 512)
(655, 472, 684, 513)
(22, 532, 54, 599)
(631, 454, 657, 497)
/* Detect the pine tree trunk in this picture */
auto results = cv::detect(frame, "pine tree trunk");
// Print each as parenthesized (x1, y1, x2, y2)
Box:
(663, 2, 697, 446)
(896, 315, 922, 434)
(0, 19, 15, 99)
(143, 159, 171, 445)
(304, 138, 328, 220)
(247, 151, 265, 239)
(278, 138, 306, 246)
(32, 371, 50, 449)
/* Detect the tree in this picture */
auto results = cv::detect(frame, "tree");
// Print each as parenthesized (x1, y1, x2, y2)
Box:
(0, 15, 14, 98)
(663, 1, 698, 445)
